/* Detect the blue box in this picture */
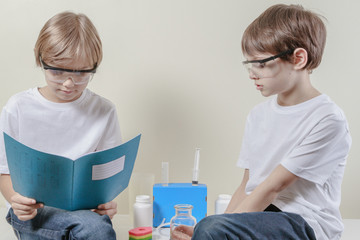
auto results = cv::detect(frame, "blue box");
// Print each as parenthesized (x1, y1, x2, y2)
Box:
(153, 183, 207, 227)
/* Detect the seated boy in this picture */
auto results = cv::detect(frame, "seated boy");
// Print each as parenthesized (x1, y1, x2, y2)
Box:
(0, 11, 121, 239)
(172, 4, 351, 240)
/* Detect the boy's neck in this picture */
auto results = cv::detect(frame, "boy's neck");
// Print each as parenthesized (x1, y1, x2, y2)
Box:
(277, 72, 321, 106)
(277, 88, 321, 106)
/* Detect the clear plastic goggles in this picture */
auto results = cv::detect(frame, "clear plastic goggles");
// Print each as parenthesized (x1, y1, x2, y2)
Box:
(242, 49, 293, 79)
(41, 59, 97, 85)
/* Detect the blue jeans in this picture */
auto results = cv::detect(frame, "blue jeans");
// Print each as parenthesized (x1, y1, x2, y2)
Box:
(6, 206, 116, 240)
(192, 212, 316, 240)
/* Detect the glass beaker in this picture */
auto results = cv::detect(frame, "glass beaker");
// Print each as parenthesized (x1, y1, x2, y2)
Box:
(170, 204, 197, 237)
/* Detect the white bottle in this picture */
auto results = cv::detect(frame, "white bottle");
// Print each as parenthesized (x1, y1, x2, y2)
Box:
(133, 195, 153, 228)
(215, 194, 232, 214)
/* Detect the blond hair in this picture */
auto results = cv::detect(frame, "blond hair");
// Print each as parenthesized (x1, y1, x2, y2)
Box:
(241, 4, 326, 71)
(34, 11, 102, 68)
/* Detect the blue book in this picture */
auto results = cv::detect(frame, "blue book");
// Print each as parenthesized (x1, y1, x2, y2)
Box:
(3, 132, 141, 211)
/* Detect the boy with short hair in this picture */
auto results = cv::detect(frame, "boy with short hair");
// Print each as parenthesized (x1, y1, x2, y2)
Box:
(0, 12, 121, 239)
(172, 4, 351, 240)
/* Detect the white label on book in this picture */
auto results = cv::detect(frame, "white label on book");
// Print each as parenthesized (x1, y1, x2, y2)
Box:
(92, 156, 125, 180)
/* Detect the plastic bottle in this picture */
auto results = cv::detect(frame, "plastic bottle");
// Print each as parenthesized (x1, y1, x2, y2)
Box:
(133, 195, 153, 228)
(215, 194, 232, 214)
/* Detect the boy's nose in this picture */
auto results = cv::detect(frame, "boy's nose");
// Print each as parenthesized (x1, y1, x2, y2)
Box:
(249, 70, 259, 80)
(63, 77, 75, 87)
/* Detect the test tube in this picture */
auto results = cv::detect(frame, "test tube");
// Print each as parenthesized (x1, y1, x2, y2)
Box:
(192, 148, 200, 185)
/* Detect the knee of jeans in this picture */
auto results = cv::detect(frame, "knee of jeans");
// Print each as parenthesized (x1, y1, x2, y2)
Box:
(69, 211, 116, 240)
(193, 215, 225, 237)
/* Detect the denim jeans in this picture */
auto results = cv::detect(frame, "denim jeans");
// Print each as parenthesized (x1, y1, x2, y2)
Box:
(6, 206, 116, 240)
(192, 212, 316, 240)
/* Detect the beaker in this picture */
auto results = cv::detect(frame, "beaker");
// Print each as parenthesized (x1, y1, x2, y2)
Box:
(170, 204, 197, 237)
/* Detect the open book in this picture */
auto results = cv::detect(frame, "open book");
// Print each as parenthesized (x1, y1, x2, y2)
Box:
(3, 133, 141, 211)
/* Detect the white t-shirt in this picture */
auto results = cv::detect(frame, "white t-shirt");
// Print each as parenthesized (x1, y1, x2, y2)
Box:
(237, 94, 351, 240)
(0, 87, 122, 174)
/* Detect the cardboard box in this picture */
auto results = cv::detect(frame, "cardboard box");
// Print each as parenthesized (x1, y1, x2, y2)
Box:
(153, 183, 207, 227)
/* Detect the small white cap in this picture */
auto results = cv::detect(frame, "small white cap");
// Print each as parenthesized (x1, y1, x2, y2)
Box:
(218, 194, 232, 200)
(135, 195, 150, 203)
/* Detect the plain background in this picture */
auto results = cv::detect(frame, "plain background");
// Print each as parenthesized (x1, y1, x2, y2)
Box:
(0, 0, 359, 219)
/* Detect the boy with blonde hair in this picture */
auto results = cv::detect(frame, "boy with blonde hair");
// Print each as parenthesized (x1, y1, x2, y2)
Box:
(172, 4, 351, 240)
(0, 12, 121, 239)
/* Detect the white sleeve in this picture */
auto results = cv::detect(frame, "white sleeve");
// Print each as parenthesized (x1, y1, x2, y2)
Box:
(281, 115, 351, 185)
(0, 106, 19, 174)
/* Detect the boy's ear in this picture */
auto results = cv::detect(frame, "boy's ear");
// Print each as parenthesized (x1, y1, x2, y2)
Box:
(293, 48, 308, 70)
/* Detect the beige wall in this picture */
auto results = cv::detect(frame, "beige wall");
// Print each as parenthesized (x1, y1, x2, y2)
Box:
(1, 0, 359, 218)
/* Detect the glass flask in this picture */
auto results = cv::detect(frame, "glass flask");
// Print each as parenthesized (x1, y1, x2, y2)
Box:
(170, 204, 197, 236)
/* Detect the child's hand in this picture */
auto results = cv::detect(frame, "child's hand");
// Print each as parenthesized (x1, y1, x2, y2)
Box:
(171, 225, 194, 240)
(10, 193, 43, 221)
(93, 201, 117, 219)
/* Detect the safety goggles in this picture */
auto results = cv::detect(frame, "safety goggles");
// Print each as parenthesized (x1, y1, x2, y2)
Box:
(41, 59, 97, 85)
(242, 49, 294, 78)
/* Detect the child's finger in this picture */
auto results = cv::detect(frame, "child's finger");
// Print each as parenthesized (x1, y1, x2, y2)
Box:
(16, 209, 39, 221)
(174, 225, 194, 236)
(11, 193, 36, 205)
(171, 228, 192, 240)
(97, 201, 117, 210)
